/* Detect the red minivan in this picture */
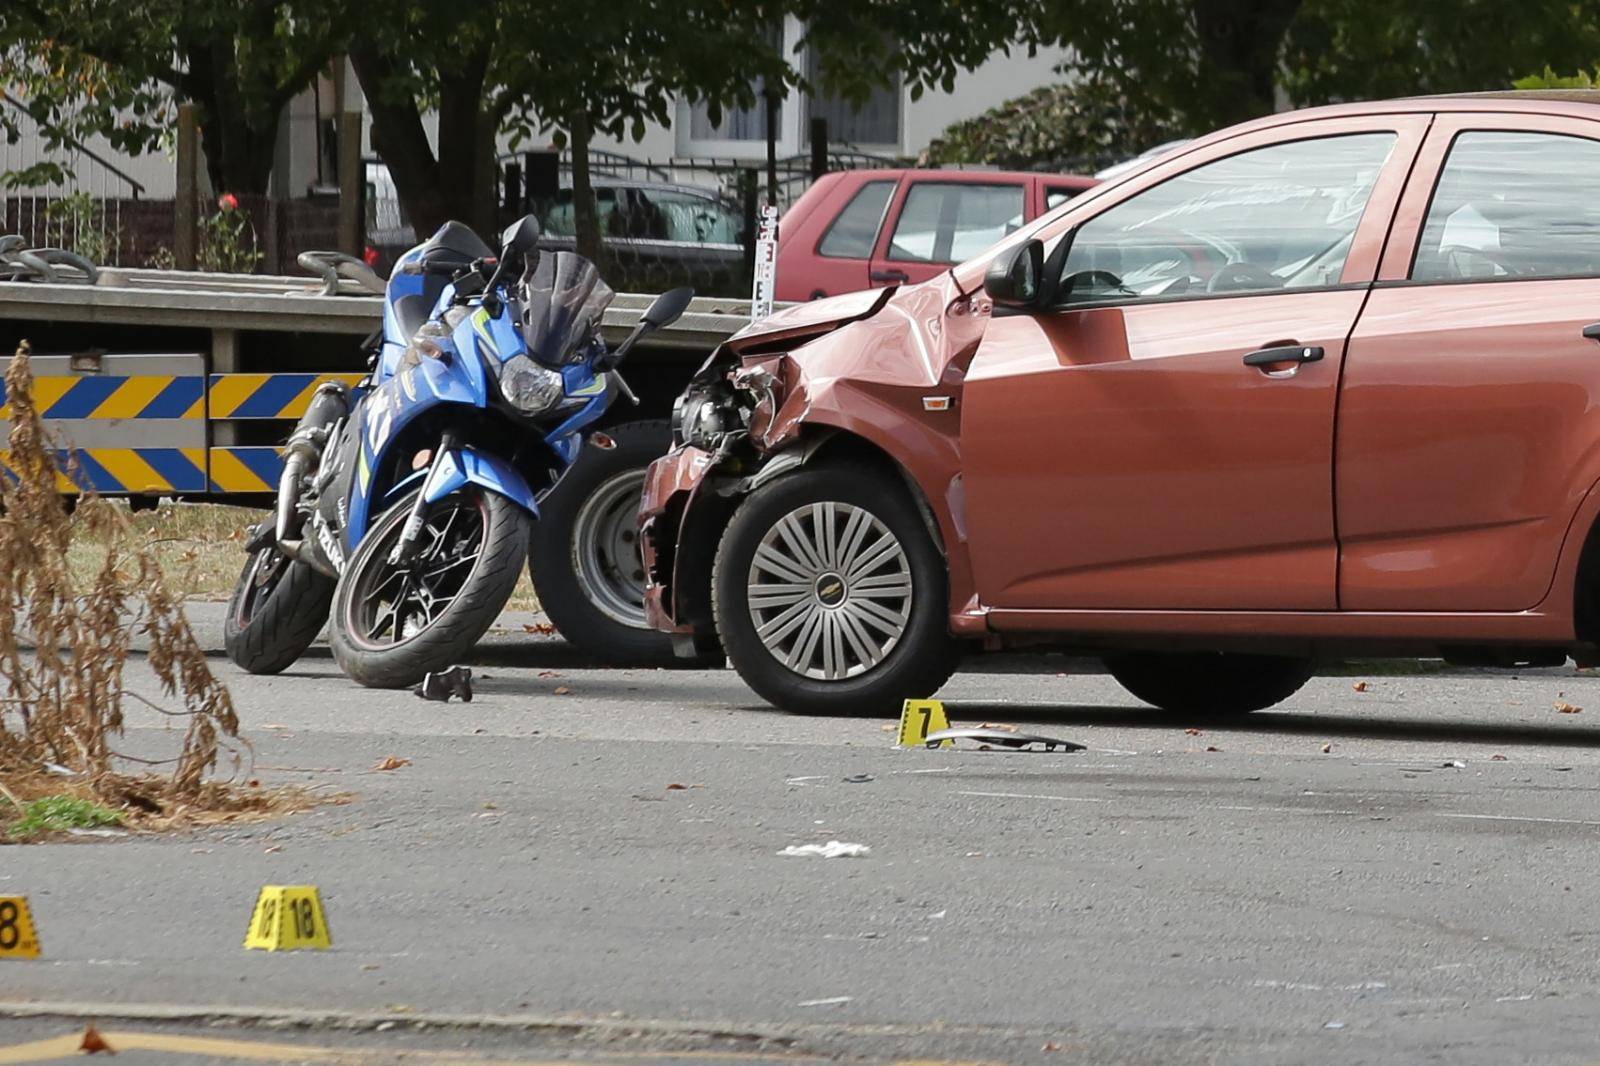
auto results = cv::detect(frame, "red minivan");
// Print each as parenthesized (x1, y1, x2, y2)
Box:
(774, 169, 1097, 302)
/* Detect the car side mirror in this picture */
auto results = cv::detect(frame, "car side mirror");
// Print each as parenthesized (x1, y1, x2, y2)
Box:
(984, 239, 1044, 308)
(500, 214, 542, 255)
(642, 286, 695, 330)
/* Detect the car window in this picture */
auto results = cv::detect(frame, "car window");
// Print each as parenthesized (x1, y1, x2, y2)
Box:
(1058, 133, 1397, 304)
(1045, 186, 1083, 210)
(888, 182, 1026, 263)
(538, 188, 620, 238)
(818, 180, 896, 259)
(621, 188, 741, 244)
(1412, 131, 1600, 282)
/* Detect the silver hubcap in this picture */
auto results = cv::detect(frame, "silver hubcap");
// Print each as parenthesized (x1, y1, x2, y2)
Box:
(745, 502, 913, 681)
(571, 469, 649, 629)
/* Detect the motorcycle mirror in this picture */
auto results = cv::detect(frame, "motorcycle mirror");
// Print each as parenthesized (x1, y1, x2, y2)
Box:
(500, 214, 542, 255)
(642, 287, 695, 330)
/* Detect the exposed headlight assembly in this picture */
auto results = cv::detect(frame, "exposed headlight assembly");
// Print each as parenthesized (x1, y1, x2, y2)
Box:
(498, 354, 565, 414)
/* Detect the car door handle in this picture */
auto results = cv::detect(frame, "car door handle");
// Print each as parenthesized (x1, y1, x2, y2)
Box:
(1583, 323, 1600, 343)
(870, 269, 910, 284)
(1243, 345, 1324, 368)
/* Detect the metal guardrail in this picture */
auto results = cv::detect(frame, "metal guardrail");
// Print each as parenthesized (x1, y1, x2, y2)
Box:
(0, 267, 763, 352)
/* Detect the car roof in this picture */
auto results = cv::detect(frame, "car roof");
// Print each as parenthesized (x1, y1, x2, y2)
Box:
(831, 167, 1097, 184)
(1214, 89, 1600, 133)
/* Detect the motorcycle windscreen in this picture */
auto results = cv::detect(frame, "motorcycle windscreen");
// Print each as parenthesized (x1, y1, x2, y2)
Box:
(517, 251, 614, 366)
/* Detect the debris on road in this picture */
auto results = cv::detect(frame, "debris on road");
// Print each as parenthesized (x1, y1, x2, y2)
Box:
(79, 1023, 115, 1055)
(797, 996, 853, 1007)
(1353, 682, 1369, 692)
(1186, 727, 1203, 736)
(1555, 700, 1583, 714)
(780, 841, 871, 859)
(553, 686, 572, 695)
(372, 756, 411, 771)
(1321, 743, 1333, 754)
(414, 666, 473, 703)
(843, 774, 875, 783)
(923, 727, 1086, 752)
(523, 622, 557, 635)
(1492, 754, 1508, 761)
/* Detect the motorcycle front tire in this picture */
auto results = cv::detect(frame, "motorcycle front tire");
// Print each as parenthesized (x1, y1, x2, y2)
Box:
(223, 546, 335, 675)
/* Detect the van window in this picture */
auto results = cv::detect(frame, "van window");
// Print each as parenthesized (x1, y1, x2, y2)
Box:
(888, 182, 1025, 263)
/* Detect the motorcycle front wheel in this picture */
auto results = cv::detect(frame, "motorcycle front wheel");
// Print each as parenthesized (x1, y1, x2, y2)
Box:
(329, 487, 530, 688)
(223, 545, 335, 675)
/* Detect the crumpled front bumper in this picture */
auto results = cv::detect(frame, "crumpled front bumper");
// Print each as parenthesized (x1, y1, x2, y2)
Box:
(639, 443, 719, 633)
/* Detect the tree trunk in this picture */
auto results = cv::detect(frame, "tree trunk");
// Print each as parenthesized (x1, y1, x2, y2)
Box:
(1190, 0, 1303, 130)
(351, 47, 494, 239)
(570, 111, 602, 267)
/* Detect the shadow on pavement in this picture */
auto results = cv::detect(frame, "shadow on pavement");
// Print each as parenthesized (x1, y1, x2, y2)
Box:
(964, 702, 1600, 748)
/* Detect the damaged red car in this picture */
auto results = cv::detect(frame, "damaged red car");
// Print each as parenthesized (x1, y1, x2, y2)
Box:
(642, 92, 1600, 716)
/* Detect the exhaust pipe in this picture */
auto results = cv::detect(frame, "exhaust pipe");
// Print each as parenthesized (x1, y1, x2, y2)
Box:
(272, 382, 350, 547)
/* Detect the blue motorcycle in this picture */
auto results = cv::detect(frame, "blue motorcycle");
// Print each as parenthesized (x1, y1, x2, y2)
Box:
(223, 216, 692, 687)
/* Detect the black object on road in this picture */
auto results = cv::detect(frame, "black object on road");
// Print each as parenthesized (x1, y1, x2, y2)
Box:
(924, 728, 1085, 752)
(415, 666, 473, 703)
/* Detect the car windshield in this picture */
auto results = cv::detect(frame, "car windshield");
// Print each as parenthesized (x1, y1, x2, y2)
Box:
(517, 251, 614, 366)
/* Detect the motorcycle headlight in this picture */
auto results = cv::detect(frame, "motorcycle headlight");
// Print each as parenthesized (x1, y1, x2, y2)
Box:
(498, 354, 564, 414)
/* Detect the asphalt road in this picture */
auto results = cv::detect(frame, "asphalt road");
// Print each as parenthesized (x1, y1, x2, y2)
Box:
(7, 604, 1600, 1064)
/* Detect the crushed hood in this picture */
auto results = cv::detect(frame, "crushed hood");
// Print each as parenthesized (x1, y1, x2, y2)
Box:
(725, 287, 893, 355)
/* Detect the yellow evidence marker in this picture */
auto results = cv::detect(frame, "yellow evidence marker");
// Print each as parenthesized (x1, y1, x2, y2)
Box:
(898, 699, 953, 747)
(0, 896, 41, 959)
(244, 885, 332, 951)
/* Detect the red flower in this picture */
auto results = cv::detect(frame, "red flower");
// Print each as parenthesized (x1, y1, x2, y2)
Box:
(217, 193, 239, 211)
(363, 246, 380, 268)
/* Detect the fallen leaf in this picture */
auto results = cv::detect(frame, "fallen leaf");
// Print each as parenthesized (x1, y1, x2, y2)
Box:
(1042, 1043, 1062, 1053)
(372, 756, 412, 771)
(553, 686, 571, 696)
(263, 845, 281, 854)
(1352, 681, 1368, 693)
(1185, 727, 1202, 736)
(1321, 742, 1333, 754)
(79, 1023, 115, 1055)
(1205, 745, 1221, 752)
(1555, 701, 1583, 714)
(523, 622, 558, 636)
(880, 724, 896, 732)
(538, 670, 561, 678)
(361, 964, 380, 971)
(1491, 753, 1508, 761)
(666, 783, 687, 790)
(978, 722, 1018, 732)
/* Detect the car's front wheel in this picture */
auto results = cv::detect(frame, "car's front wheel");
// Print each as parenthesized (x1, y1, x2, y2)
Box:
(712, 464, 959, 715)
(1103, 651, 1314, 717)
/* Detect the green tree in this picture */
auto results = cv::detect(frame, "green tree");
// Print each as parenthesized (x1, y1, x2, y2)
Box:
(1, 0, 341, 195)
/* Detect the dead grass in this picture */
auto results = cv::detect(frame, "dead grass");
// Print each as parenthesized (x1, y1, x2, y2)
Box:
(0, 340, 314, 841)
(69, 500, 543, 610)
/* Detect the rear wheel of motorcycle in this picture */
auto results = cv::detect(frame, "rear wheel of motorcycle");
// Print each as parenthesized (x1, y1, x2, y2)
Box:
(223, 546, 335, 675)
(329, 487, 529, 688)
(527, 419, 685, 665)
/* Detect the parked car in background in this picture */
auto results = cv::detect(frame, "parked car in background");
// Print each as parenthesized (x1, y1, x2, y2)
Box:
(536, 178, 746, 294)
(646, 90, 1600, 716)
(775, 168, 1097, 301)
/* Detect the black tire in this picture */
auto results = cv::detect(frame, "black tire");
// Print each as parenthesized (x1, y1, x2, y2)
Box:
(223, 547, 334, 675)
(1103, 651, 1314, 717)
(528, 419, 678, 664)
(713, 464, 959, 715)
(329, 487, 529, 688)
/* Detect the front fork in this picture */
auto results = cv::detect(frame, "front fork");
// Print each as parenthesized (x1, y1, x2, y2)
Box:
(390, 430, 460, 566)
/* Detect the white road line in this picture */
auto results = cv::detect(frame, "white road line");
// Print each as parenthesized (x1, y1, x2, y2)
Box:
(957, 790, 1105, 804)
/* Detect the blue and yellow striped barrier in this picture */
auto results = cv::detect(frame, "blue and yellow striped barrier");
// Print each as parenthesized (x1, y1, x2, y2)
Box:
(0, 448, 209, 494)
(208, 447, 288, 494)
(0, 375, 204, 421)
(208, 374, 365, 420)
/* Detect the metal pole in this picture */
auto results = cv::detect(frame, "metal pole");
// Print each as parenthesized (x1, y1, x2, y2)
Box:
(765, 90, 779, 208)
(810, 117, 828, 181)
(338, 107, 364, 257)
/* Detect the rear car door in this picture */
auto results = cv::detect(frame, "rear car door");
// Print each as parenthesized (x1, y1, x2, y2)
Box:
(871, 177, 1029, 287)
(795, 176, 900, 300)
(960, 116, 1428, 612)
(1336, 113, 1600, 611)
